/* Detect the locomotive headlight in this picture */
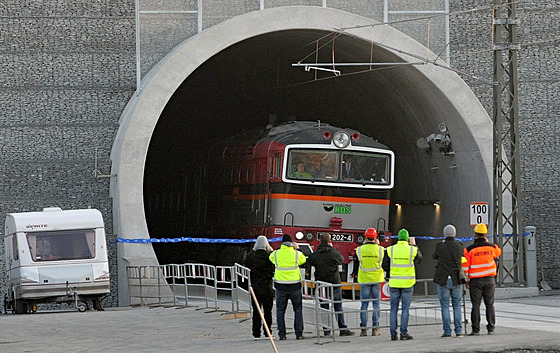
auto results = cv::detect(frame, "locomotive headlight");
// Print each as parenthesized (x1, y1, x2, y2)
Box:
(333, 131, 350, 148)
(295, 231, 305, 240)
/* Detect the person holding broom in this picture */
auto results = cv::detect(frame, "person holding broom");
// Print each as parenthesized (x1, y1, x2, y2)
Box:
(244, 235, 275, 340)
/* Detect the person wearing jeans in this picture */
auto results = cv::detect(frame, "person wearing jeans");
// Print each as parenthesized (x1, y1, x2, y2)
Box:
(353, 228, 384, 337)
(389, 286, 414, 338)
(382, 229, 422, 341)
(307, 233, 354, 337)
(318, 286, 352, 336)
(359, 283, 381, 334)
(432, 224, 465, 337)
(437, 277, 463, 337)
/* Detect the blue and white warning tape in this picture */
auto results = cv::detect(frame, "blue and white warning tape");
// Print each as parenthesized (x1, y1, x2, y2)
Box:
(383, 232, 531, 242)
(116, 236, 284, 244)
(115, 232, 530, 244)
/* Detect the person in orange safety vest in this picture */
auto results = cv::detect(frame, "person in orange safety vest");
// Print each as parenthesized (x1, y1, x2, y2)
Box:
(462, 223, 502, 336)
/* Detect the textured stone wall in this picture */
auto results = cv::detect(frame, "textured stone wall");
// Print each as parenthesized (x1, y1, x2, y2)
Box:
(0, 0, 136, 308)
(449, 0, 560, 288)
(0, 0, 558, 311)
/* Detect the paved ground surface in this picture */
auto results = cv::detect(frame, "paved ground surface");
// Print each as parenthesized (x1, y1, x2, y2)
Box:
(1, 291, 559, 352)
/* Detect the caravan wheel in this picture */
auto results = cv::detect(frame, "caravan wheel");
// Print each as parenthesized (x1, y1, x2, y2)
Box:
(15, 300, 27, 314)
(77, 302, 87, 312)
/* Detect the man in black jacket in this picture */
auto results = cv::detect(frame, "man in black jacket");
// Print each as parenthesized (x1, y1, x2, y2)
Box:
(307, 234, 355, 337)
(432, 224, 465, 338)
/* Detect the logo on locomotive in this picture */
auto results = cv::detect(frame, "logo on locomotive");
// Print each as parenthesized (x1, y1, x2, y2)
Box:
(334, 204, 351, 214)
(323, 204, 351, 214)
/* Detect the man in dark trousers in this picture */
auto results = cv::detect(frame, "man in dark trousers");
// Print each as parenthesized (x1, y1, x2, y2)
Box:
(244, 235, 275, 340)
(463, 223, 502, 336)
(306, 233, 355, 337)
(269, 234, 307, 340)
(433, 224, 465, 338)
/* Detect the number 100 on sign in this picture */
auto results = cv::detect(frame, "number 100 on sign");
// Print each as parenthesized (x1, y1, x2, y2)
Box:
(470, 202, 488, 226)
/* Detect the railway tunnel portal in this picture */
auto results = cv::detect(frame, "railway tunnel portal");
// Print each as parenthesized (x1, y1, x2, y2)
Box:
(111, 7, 492, 304)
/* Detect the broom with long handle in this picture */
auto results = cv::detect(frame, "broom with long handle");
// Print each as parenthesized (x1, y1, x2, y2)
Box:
(250, 287, 279, 353)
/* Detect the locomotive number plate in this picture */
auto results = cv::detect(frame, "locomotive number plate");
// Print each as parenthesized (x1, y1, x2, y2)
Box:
(318, 232, 353, 242)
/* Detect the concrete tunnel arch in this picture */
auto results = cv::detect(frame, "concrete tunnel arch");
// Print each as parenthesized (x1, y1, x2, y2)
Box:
(111, 6, 492, 305)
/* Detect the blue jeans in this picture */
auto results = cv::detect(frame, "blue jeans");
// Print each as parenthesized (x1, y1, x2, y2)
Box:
(275, 287, 304, 338)
(389, 286, 413, 336)
(320, 287, 348, 335)
(437, 277, 463, 335)
(359, 283, 380, 328)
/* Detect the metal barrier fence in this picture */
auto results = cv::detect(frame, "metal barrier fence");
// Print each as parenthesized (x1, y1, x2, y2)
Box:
(127, 264, 460, 342)
(126, 265, 176, 306)
(303, 280, 446, 344)
(233, 263, 253, 316)
(127, 263, 251, 313)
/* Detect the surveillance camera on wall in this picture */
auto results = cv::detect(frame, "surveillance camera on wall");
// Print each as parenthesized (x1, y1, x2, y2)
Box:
(434, 134, 443, 142)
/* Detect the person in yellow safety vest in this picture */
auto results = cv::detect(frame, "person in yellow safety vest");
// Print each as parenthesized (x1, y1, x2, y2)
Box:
(462, 223, 502, 336)
(382, 229, 422, 341)
(269, 234, 307, 340)
(352, 227, 385, 337)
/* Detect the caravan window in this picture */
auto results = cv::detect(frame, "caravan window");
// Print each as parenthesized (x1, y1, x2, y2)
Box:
(27, 229, 96, 262)
(12, 235, 19, 260)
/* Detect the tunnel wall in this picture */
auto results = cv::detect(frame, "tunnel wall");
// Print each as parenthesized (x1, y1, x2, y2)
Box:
(112, 7, 492, 305)
(0, 0, 136, 308)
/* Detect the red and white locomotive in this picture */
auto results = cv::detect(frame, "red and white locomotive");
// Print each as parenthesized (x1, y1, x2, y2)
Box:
(203, 121, 394, 280)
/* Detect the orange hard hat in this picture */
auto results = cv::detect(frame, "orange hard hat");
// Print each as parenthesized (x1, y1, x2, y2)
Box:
(365, 228, 378, 239)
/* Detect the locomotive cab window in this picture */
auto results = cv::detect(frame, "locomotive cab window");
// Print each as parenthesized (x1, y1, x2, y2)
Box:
(287, 150, 338, 181)
(274, 154, 282, 179)
(341, 152, 390, 185)
(286, 148, 391, 186)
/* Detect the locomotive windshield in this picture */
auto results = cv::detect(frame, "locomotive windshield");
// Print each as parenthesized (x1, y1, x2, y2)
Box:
(286, 149, 391, 186)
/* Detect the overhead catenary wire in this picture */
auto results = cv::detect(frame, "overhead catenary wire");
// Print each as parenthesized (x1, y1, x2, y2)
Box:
(291, 0, 557, 85)
(293, 3, 500, 83)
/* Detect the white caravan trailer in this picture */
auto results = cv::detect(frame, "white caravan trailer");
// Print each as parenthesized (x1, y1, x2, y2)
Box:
(4, 207, 110, 313)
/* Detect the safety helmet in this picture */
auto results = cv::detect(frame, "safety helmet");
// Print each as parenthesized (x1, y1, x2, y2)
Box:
(364, 228, 378, 239)
(474, 223, 488, 234)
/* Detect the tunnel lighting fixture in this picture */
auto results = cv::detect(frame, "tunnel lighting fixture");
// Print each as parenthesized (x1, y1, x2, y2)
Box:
(395, 203, 401, 208)
(434, 200, 441, 207)
(333, 131, 350, 148)
(419, 128, 454, 156)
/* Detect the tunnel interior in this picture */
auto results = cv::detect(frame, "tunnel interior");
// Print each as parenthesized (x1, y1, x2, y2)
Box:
(143, 29, 487, 275)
